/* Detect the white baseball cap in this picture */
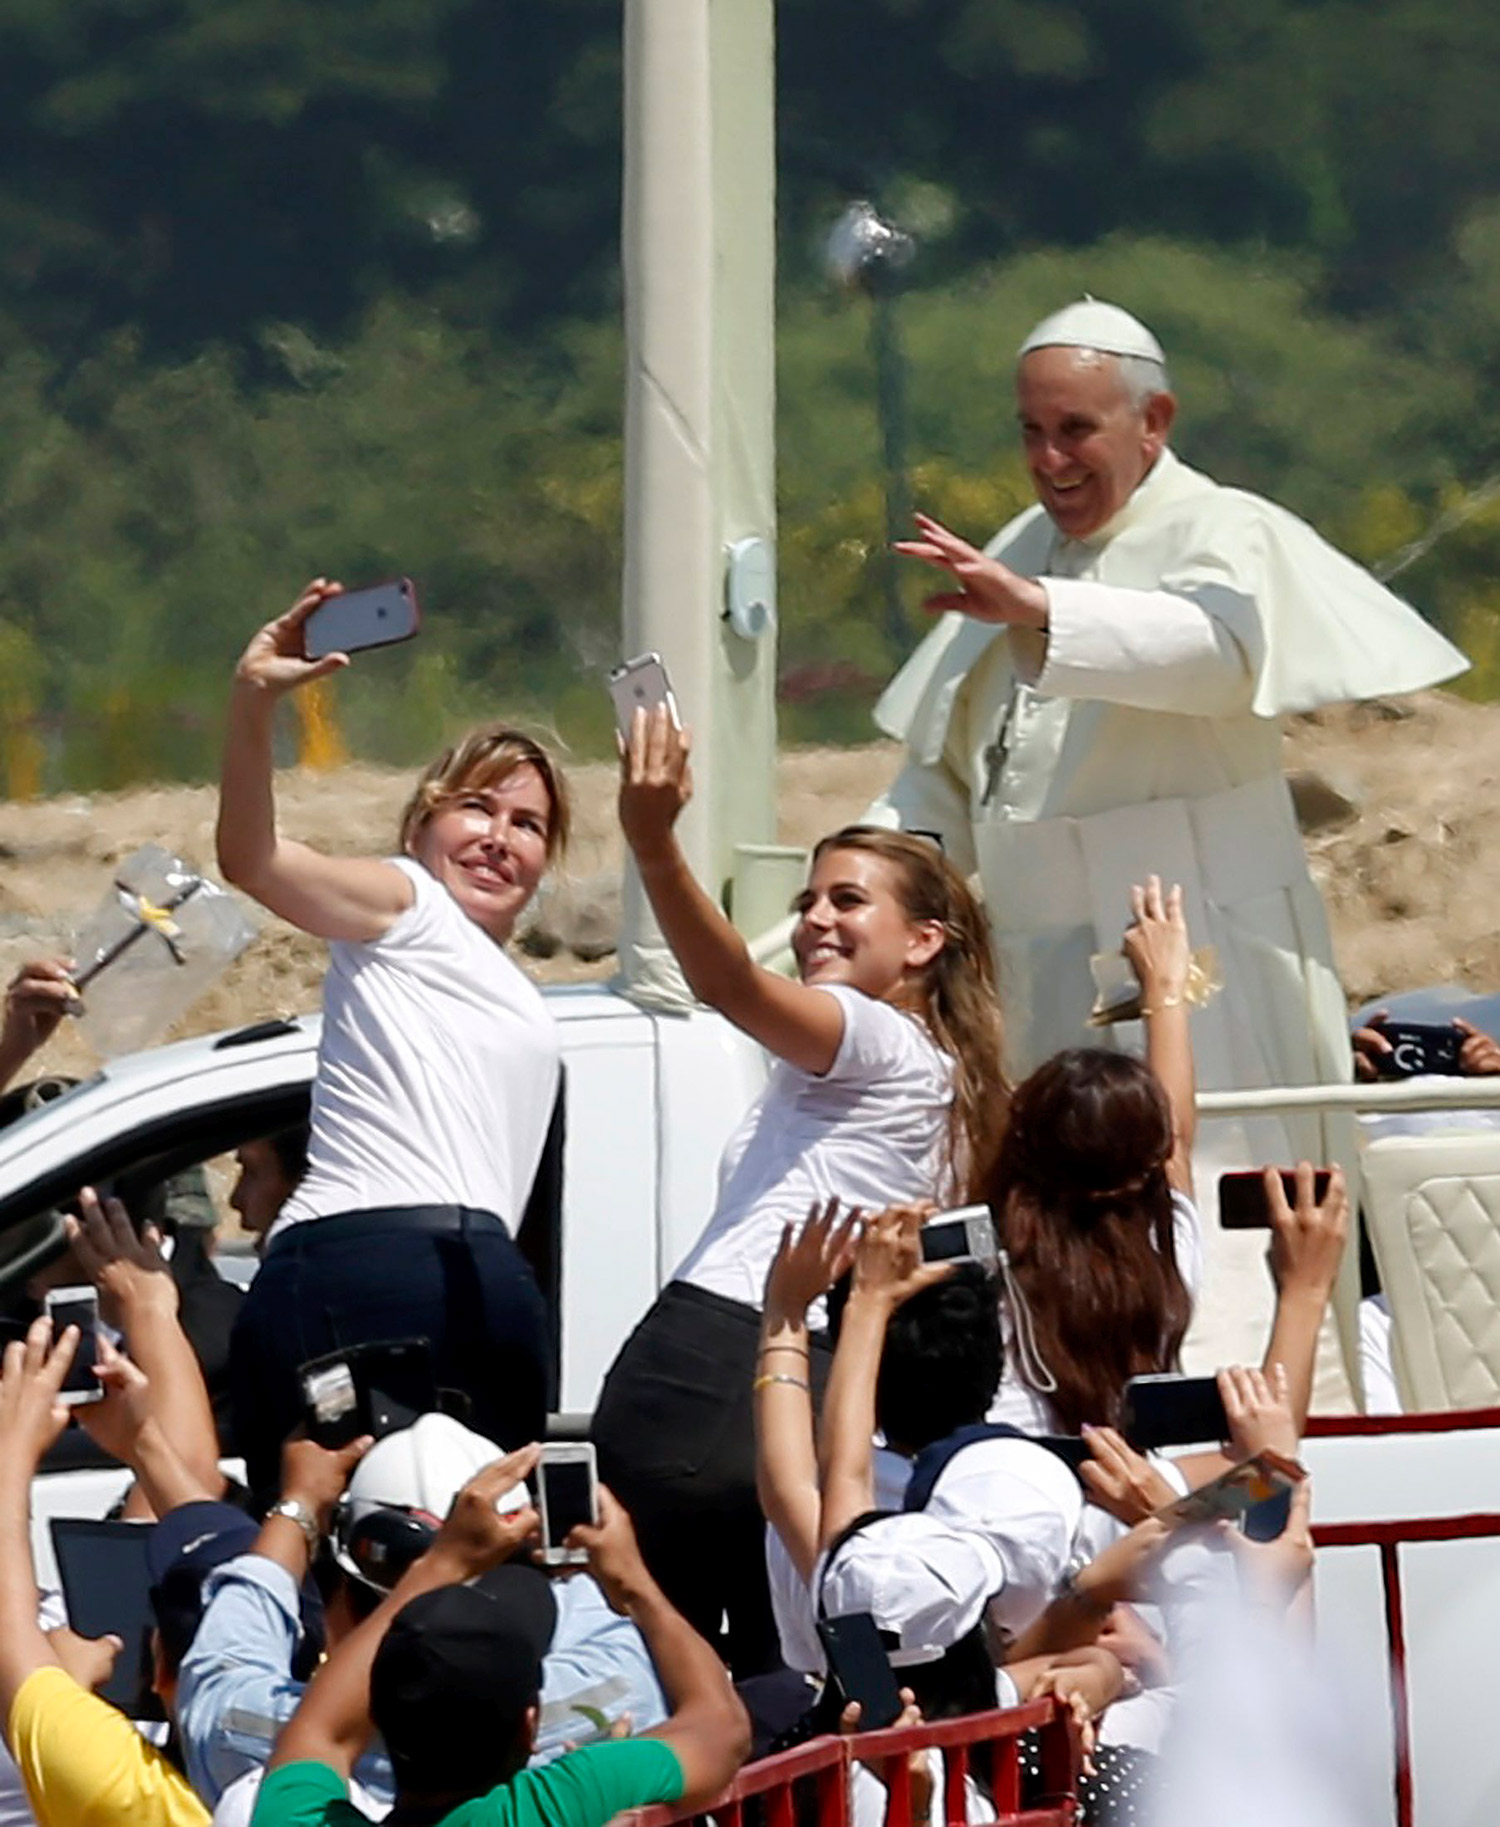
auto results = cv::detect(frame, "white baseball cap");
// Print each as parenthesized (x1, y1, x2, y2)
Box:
(816, 1512, 1005, 1667)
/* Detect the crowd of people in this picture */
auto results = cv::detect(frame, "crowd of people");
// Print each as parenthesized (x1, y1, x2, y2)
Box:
(0, 294, 1464, 1827)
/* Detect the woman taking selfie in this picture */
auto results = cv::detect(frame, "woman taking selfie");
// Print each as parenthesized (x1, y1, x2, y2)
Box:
(592, 703, 1009, 1674)
(218, 578, 563, 1494)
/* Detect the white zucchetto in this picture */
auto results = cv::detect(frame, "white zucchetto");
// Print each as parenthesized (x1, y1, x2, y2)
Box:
(1018, 297, 1165, 365)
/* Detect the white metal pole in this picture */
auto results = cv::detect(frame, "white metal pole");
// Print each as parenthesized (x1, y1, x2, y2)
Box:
(616, 0, 779, 1008)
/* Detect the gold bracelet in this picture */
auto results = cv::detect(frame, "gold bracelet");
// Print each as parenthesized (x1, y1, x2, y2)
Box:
(753, 1373, 811, 1393)
(1139, 994, 1184, 1017)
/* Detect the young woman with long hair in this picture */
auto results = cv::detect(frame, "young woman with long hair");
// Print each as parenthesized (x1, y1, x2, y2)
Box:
(218, 579, 567, 1494)
(591, 706, 1008, 1674)
(985, 876, 1201, 1435)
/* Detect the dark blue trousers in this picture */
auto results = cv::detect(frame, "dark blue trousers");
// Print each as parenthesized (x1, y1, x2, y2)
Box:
(229, 1205, 551, 1499)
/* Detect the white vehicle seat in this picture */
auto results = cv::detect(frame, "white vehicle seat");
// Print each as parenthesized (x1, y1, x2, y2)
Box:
(1362, 1129, 1500, 1410)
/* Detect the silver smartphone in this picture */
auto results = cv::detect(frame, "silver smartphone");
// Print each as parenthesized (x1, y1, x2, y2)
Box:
(608, 652, 680, 738)
(536, 1442, 598, 1567)
(44, 1285, 103, 1406)
(303, 578, 422, 660)
(919, 1204, 998, 1273)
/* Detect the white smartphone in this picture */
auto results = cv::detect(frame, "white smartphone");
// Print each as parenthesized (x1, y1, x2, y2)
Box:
(44, 1285, 103, 1407)
(303, 578, 422, 660)
(536, 1442, 598, 1566)
(920, 1204, 998, 1273)
(608, 652, 680, 738)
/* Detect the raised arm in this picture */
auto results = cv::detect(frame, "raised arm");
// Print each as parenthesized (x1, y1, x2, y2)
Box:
(754, 1203, 861, 1581)
(67, 1188, 223, 1506)
(1262, 1163, 1348, 1433)
(272, 1445, 542, 1778)
(217, 580, 414, 943)
(576, 1489, 749, 1809)
(817, 1208, 948, 1550)
(1122, 878, 1196, 1196)
(0, 1321, 77, 1727)
(619, 706, 845, 1074)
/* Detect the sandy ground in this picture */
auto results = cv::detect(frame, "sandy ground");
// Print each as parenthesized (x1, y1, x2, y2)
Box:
(3, 689, 1493, 1409)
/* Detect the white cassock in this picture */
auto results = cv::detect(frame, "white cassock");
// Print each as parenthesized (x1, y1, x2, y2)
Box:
(869, 447, 1468, 1388)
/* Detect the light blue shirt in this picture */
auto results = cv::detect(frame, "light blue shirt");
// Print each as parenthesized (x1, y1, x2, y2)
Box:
(176, 1554, 668, 1808)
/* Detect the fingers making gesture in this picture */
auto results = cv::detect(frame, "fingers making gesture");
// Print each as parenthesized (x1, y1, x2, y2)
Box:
(892, 512, 1049, 630)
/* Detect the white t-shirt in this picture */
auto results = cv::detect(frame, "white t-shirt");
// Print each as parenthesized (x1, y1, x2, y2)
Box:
(675, 985, 956, 1309)
(272, 858, 560, 1241)
(987, 1190, 1204, 1436)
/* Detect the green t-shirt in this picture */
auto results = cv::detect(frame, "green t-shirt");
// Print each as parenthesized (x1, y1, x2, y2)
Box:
(255, 1740, 685, 1827)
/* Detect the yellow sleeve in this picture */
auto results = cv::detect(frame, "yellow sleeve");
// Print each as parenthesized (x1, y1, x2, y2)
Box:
(8, 1666, 209, 1827)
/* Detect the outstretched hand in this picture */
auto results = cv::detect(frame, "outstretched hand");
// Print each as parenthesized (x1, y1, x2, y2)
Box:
(849, 1205, 951, 1311)
(617, 704, 693, 861)
(763, 1198, 863, 1324)
(233, 579, 350, 697)
(0, 1318, 78, 1477)
(65, 1186, 175, 1328)
(892, 513, 1049, 630)
(428, 1444, 542, 1581)
(1121, 876, 1190, 1008)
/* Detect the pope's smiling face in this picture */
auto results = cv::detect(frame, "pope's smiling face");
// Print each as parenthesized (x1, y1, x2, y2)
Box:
(1015, 346, 1175, 540)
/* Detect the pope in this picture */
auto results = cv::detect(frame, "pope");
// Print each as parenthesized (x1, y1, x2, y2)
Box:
(868, 300, 1466, 1383)
(873, 298, 1465, 1099)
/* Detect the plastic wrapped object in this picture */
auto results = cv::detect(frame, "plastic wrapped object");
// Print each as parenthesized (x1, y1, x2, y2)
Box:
(70, 845, 259, 1058)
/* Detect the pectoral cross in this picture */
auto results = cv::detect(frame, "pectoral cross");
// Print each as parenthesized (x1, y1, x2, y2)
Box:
(980, 691, 1021, 806)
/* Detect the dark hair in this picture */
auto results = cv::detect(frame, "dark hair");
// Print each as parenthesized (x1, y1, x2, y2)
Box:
(266, 1122, 311, 1187)
(808, 826, 1010, 1193)
(987, 1048, 1190, 1433)
(875, 1264, 1003, 1453)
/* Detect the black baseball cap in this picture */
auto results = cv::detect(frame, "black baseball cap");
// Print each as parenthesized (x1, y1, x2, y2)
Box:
(370, 1565, 558, 1797)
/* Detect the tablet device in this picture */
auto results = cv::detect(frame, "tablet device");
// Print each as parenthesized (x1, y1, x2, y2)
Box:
(50, 1517, 163, 1718)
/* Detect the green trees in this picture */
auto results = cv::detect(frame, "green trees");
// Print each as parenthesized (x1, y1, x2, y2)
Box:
(3, 0, 1500, 791)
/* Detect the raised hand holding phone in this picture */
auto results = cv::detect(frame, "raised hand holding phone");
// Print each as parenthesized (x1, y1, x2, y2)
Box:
(233, 579, 353, 697)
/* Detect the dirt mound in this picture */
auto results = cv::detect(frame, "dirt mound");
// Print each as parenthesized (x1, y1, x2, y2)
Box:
(1, 689, 1493, 1078)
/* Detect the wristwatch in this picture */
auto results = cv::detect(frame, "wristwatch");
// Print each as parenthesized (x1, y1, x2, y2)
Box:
(269, 1496, 321, 1558)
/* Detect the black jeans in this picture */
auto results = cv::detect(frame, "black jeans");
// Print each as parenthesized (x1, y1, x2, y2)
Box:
(591, 1280, 832, 1678)
(230, 1205, 551, 1500)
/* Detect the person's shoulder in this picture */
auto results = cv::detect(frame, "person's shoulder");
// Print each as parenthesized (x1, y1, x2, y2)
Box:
(816, 987, 947, 1078)
(253, 1761, 357, 1827)
(469, 1739, 685, 1827)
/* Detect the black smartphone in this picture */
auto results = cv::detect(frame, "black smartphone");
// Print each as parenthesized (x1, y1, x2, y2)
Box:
(1218, 1169, 1332, 1230)
(50, 1519, 164, 1718)
(537, 1443, 598, 1567)
(816, 1611, 905, 1730)
(303, 579, 421, 661)
(299, 1338, 437, 1448)
(1374, 1020, 1464, 1079)
(1120, 1373, 1229, 1450)
(1035, 1435, 1093, 1476)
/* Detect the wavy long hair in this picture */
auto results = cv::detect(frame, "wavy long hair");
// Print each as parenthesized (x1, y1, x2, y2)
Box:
(985, 1047, 1190, 1432)
(809, 826, 1009, 1194)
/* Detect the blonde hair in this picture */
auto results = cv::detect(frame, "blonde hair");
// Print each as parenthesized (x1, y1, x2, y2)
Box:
(809, 825, 1010, 1194)
(399, 726, 571, 861)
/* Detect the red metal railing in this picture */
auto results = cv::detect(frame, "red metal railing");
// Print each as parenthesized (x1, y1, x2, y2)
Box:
(619, 1698, 1080, 1827)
